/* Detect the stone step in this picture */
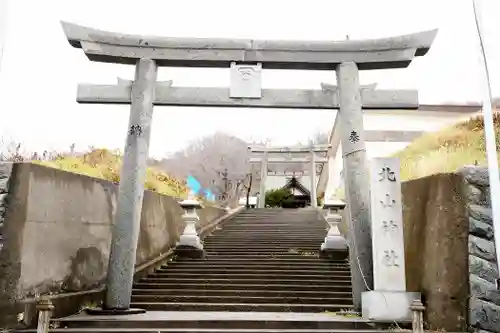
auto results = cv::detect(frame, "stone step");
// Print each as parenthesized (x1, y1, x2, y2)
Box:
(204, 241, 324, 245)
(52, 311, 382, 330)
(203, 240, 323, 249)
(219, 217, 321, 219)
(147, 273, 350, 281)
(218, 227, 327, 230)
(201, 248, 323, 253)
(223, 224, 324, 227)
(208, 236, 326, 239)
(221, 221, 325, 223)
(155, 268, 350, 275)
(230, 218, 321, 220)
(131, 289, 353, 298)
(138, 278, 351, 286)
(207, 233, 323, 236)
(14, 324, 392, 333)
(163, 264, 350, 271)
(203, 241, 326, 247)
(201, 248, 321, 253)
(205, 236, 324, 240)
(213, 232, 326, 235)
(129, 302, 354, 312)
(130, 295, 353, 305)
(203, 243, 322, 247)
(207, 235, 328, 237)
(132, 282, 352, 292)
(203, 241, 324, 245)
(173, 258, 349, 265)
(205, 250, 319, 259)
(215, 230, 325, 232)
(218, 226, 325, 228)
(17, 329, 391, 333)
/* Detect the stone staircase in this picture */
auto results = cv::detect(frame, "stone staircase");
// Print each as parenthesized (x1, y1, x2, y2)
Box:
(21, 208, 395, 332)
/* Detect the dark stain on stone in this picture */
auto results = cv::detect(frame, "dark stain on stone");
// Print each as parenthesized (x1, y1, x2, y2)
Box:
(62, 247, 105, 292)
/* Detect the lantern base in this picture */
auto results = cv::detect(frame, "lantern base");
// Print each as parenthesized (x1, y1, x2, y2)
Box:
(319, 248, 348, 260)
(321, 234, 348, 252)
(175, 244, 205, 259)
(177, 234, 203, 249)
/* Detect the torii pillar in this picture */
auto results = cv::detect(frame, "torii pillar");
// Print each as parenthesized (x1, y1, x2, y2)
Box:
(258, 149, 268, 208)
(336, 62, 372, 310)
(309, 148, 318, 208)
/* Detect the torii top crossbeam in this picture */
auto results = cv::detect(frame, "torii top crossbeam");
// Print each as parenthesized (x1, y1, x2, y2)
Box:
(61, 22, 437, 70)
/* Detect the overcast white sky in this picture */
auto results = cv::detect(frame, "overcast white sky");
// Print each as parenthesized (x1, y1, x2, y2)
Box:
(0, 0, 499, 158)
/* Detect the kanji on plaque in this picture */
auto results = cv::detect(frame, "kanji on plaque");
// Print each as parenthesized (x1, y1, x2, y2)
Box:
(378, 166, 396, 182)
(382, 250, 400, 267)
(382, 220, 398, 232)
(380, 193, 396, 208)
(369, 157, 406, 291)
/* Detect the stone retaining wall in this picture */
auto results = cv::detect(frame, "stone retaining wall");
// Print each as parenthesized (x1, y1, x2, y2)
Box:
(458, 166, 500, 333)
(0, 163, 226, 328)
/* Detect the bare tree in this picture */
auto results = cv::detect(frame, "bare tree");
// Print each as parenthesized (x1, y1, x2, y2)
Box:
(159, 132, 253, 202)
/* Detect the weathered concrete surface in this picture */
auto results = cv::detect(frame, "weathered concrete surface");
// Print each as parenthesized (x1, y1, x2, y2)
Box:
(0, 163, 225, 327)
(402, 173, 469, 332)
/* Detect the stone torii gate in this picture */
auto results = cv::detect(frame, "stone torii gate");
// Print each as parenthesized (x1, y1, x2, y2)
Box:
(60, 21, 437, 313)
(249, 145, 329, 208)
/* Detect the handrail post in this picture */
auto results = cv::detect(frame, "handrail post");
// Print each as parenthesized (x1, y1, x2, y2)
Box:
(410, 299, 425, 333)
(36, 297, 54, 333)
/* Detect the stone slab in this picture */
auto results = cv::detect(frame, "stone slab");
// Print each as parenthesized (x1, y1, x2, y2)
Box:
(369, 157, 406, 291)
(469, 298, 500, 333)
(362, 290, 421, 321)
(60, 311, 375, 322)
(469, 235, 497, 262)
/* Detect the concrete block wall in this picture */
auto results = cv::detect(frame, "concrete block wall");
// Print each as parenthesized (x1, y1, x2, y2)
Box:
(458, 166, 500, 333)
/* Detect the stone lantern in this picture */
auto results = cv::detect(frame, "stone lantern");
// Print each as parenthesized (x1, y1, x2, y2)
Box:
(321, 199, 348, 252)
(176, 194, 204, 258)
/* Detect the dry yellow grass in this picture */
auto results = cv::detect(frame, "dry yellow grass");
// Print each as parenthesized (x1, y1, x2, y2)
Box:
(394, 112, 500, 181)
(32, 148, 188, 198)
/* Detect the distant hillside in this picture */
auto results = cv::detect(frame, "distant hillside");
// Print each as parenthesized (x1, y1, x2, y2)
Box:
(394, 112, 500, 181)
(34, 148, 188, 198)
